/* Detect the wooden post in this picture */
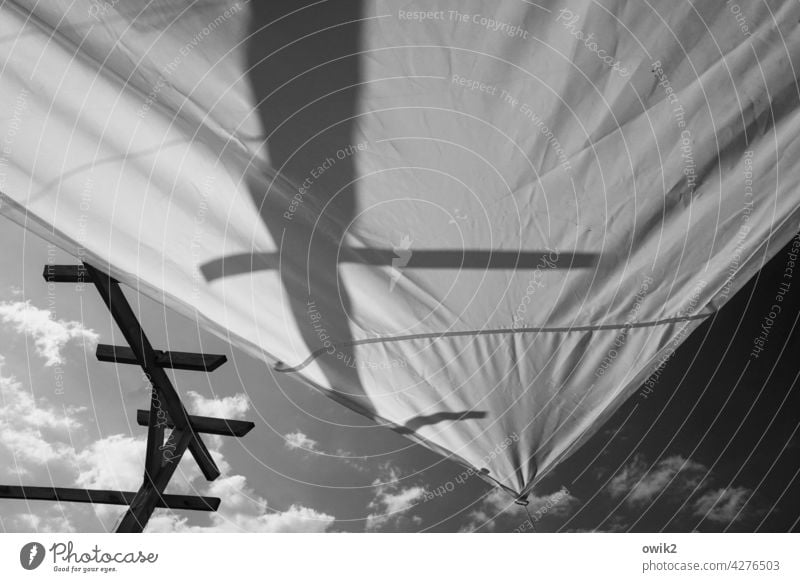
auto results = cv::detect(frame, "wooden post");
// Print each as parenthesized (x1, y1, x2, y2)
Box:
(117, 429, 193, 533)
(33, 262, 254, 533)
(83, 263, 220, 481)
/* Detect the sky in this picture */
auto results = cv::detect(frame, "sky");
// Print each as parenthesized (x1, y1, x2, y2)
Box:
(0, 215, 798, 533)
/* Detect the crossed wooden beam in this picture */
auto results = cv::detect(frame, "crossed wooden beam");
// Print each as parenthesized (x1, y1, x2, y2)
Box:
(0, 263, 254, 533)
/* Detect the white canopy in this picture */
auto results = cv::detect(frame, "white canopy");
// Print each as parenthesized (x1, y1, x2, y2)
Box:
(2, 0, 799, 496)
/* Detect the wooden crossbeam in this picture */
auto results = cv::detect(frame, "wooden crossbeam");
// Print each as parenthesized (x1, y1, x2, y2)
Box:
(83, 263, 221, 482)
(38, 262, 256, 533)
(42, 264, 93, 283)
(96, 344, 227, 372)
(136, 410, 254, 437)
(0, 485, 220, 511)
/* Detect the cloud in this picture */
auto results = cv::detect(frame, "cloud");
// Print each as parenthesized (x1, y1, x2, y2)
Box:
(74, 434, 146, 491)
(0, 355, 84, 468)
(365, 465, 426, 531)
(0, 356, 334, 533)
(187, 391, 249, 419)
(607, 455, 708, 507)
(283, 430, 369, 472)
(147, 503, 335, 533)
(693, 487, 761, 525)
(67, 427, 336, 532)
(146, 469, 335, 533)
(284, 431, 319, 452)
(3, 512, 75, 533)
(461, 486, 578, 532)
(601, 455, 769, 531)
(0, 300, 99, 366)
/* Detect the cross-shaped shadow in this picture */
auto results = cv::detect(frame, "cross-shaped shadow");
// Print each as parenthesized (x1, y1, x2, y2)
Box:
(199, 1, 599, 413)
(201, 249, 599, 281)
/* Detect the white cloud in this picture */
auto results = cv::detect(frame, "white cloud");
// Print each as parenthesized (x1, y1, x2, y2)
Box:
(0, 354, 333, 533)
(146, 469, 335, 533)
(147, 503, 335, 533)
(4, 511, 75, 533)
(187, 391, 249, 419)
(283, 431, 368, 471)
(365, 465, 426, 531)
(0, 300, 98, 366)
(601, 455, 768, 530)
(284, 431, 319, 452)
(607, 455, 708, 507)
(693, 487, 759, 524)
(0, 355, 83, 468)
(67, 429, 336, 532)
(74, 434, 146, 491)
(460, 486, 578, 532)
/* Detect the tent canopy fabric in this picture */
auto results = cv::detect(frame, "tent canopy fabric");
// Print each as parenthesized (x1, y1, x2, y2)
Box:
(2, 0, 800, 496)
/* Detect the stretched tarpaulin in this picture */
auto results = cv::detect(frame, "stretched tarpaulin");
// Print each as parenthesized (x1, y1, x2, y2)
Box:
(1, 0, 799, 497)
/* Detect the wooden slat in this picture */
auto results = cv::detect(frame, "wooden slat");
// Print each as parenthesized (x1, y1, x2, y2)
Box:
(137, 410, 254, 437)
(0, 485, 219, 511)
(96, 344, 227, 372)
(42, 264, 93, 283)
(157, 350, 227, 372)
(83, 262, 220, 482)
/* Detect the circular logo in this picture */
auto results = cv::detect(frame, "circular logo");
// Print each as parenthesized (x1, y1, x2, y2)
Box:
(20, 542, 45, 570)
